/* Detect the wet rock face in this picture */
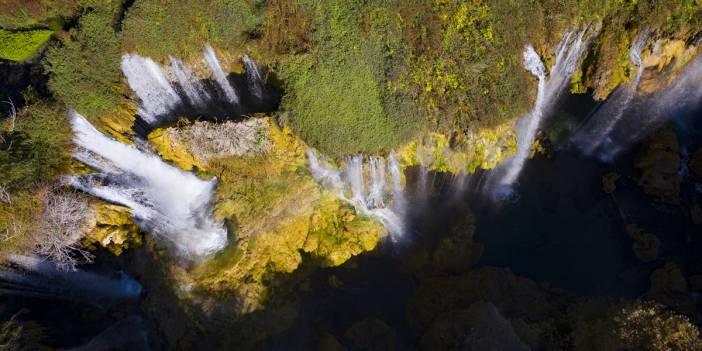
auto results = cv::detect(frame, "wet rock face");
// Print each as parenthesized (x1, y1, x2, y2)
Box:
(635, 125, 681, 204)
(419, 301, 529, 351)
(343, 318, 397, 351)
(690, 147, 702, 179)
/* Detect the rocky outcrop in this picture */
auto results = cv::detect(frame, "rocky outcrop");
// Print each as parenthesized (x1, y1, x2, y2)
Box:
(398, 120, 517, 174)
(646, 262, 696, 316)
(83, 202, 141, 256)
(624, 224, 661, 263)
(635, 126, 681, 204)
(148, 116, 387, 314)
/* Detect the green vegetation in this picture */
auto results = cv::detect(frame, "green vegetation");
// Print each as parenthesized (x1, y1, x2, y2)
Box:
(0, 29, 53, 61)
(273, 0, 422, 157)
(43, 9, 122, 118)
(121, 0, 260, 60)
(0, 101, 73, 256)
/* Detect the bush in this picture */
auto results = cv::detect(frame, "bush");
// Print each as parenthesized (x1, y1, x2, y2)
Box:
(43, 9, 122, 117)
(275, 0, 421, 157)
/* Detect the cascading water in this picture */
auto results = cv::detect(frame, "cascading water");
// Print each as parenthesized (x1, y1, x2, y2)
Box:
(599, 50, 702, 160)
(169, 55, 210, 108)
(572, 31, 650, 158)
(307, 150, 406, 239)
(204, 45, 239, 104)
(242, 54, 264, 101)
(121, 47, 268, 128)
(486, 30, 590, 194)
(66, 111, 228, 259)
(0, 255, 142, 307)
(121, 54, 181, 124)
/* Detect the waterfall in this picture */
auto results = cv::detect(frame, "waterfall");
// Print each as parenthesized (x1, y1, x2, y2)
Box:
(204, 45, 239, 104)
(572, 30, 650, 158)
(307, 150, 405, 239)
(600, 51, 702, 160)
(121, 54, 181, 124)
(66, 111, 228, 259)
(122, 47, 268, 127)
(0, 255, 142, 306)
(242, 55, 264, 101)
(487, 30, 590, 194)
(169, 55, 210, 108)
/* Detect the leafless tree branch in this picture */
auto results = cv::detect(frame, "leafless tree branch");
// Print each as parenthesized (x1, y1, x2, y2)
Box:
(0, 185, 10, 205)
(33, 188, 94, 271)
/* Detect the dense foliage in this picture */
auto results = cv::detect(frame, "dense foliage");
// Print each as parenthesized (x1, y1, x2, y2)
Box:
(43, 9, 122, 117)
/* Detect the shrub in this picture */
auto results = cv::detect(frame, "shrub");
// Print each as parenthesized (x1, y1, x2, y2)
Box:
(43, 10, 122, 117)
(275, 0, 421, 157)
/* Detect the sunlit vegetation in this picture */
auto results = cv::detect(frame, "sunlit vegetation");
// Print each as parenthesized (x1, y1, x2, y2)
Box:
(0, 29, 54, 61)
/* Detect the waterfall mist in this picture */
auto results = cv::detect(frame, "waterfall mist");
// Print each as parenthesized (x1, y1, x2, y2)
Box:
(0, 255, 142, 307)
(307, 150, 406, 239)
(485, 30, 591, 196)
(571, 30, 650, 159)
(121, 47, 277, 131)
(67, 111, 228, 260)
(600, 52, 702, 160)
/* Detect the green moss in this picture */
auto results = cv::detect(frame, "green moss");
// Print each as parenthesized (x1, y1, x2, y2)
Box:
(0, 29, 53, 61)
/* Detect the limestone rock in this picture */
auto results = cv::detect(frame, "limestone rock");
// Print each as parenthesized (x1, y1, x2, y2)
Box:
(418, 301, 529, 351)
(646, 262, 696, 316)
(602, 172, 620, 194)
(84, 202, 141, 256)
(344, 319, 397, 351)
(689, 146, 702, 179)
(624, 224, 661, 263)
(635, 126, 680, 204)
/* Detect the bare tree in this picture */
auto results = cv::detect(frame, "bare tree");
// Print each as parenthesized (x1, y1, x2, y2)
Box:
(0, 185, 10, 205)
(0, 99, 16, 145)
(33, 188, 94, 271)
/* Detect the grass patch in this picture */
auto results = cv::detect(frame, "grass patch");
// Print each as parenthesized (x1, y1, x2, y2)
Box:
(0, 29, 53, 61)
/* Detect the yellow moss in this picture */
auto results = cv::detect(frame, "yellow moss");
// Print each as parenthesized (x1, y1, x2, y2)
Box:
(83, 202, 141, 256)
(171, 117, 387, 312)
(148, 127, 202, 171)
(398, 120, 516, 174)
(92, 100, 137, 143)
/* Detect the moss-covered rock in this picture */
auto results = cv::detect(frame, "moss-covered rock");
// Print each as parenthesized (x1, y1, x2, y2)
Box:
(635, 125, 681, 204)
(0, 29, 53, 62)
(83, 202, 141, 256)
(148, 116, 387, 315)
(624, 224, 661, 263)
(398, 119, 517, 174)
